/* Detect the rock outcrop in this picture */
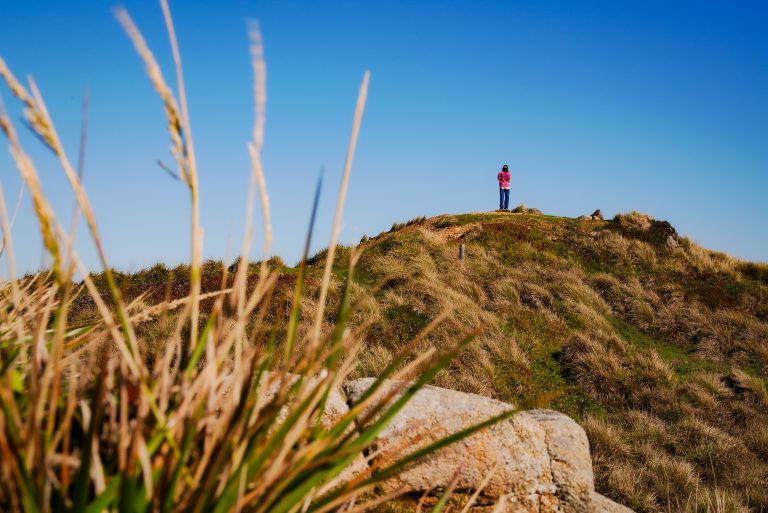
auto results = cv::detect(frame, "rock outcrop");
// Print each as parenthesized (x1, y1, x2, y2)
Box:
(257, 374, 633, 512)
(577, 210, 604, 221)
(344, 378, 557, 510)
(342, 378, 633, 513)
(511, 204, 544, 215)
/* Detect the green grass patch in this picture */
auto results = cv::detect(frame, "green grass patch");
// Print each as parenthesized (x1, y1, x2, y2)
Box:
(389, 216, 426, 232)
(608, 316, 727, 380)
(608, 218, 678, 249)
(381, 304, 430, 345)
(495, 309, 608, 420)
(737, 261, 768, 285)
(453, 213, 503, 225)
(678, 269, 758, 311)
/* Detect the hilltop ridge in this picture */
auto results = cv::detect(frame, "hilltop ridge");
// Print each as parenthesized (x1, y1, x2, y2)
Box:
(323, 208, 768, 512)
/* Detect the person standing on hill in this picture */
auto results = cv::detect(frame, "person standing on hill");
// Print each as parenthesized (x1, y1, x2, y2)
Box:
(497, 164, 511, 210)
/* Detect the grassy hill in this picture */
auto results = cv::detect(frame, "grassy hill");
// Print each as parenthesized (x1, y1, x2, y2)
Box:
(78, 209, 768, 512)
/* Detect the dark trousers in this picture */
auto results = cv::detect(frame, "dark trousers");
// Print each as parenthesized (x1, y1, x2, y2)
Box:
(499, 188, 510, 209)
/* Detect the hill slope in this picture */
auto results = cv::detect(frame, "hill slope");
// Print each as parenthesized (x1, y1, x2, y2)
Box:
(80, 209, 768, 512)
(321, 209, 768, 512)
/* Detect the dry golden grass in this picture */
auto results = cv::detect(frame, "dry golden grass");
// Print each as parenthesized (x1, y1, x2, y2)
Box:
(281, 211, 768, 512)
(613, 211, 653, 231)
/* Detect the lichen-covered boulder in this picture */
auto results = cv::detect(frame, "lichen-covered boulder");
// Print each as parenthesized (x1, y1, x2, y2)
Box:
(344, 378, 560, 512)
(343, 378, 635, 513)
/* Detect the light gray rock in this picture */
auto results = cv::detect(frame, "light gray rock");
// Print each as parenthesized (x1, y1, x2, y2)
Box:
(343, 378, 635, 513)
(344, 378, 560, 512)
(523, 410, 594, 512)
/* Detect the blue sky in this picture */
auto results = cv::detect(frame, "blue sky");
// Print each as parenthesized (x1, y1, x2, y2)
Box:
(1, 0, 766, 274)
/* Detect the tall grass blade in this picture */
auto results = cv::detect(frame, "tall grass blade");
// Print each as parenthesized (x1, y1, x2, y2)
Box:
(284, 172, 322, 361)
(310, 71, 369, 348)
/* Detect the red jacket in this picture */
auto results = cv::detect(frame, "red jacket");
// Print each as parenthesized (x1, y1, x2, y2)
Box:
(497, 170, 511, 189)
